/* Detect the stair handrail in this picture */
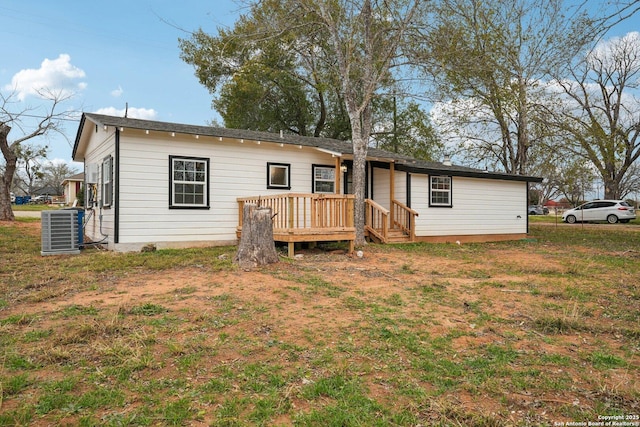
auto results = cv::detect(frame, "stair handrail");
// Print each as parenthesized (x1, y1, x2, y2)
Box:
(391, 199, 419, 241)
(365, 199, 389, 243)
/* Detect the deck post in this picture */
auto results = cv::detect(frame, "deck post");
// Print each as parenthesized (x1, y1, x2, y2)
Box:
(238, 200, 244, 229)
(288, 195, 294, 229)
(335, 157, 341, 195)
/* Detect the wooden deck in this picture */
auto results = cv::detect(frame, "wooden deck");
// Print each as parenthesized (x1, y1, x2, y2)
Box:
(237, 194, 356, 257)
(237, 194, 419, 257)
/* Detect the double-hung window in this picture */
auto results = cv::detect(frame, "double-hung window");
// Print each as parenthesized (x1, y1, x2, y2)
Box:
(170, 156, 209, 209)
(313, 165, 335, 193)
(102, 155, 113, 208)
(267, 162, 291, 189)
(430, 176, 452, 207)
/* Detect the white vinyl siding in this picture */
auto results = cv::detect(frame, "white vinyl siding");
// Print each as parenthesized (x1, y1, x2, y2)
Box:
(114, 130, 337, 248)
(371, 167, 407, 206)
(372, 167, 391, 210)
(414, 176, 527, 236)
(82, 128, 116, 247)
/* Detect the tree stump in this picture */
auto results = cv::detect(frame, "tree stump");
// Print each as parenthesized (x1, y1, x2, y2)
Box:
(234, 203, 279, 270)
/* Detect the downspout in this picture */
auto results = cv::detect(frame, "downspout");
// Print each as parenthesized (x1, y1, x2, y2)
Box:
(114, 128, 120, 244)
(390, 162, 395, 226)
(526, 181, 529, 234)
(406, 173, 411, 208)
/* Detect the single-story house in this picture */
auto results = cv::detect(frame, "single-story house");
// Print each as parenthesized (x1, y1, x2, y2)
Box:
(62, 172, 84, 206)
(72, 113, 542, 253)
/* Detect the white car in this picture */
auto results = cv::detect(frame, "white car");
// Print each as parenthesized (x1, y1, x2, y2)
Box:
(562, 200, 636, 224)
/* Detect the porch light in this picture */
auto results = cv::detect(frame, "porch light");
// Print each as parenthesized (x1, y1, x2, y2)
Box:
(340, 163, 348, 173)
(171, 132, 175, 137)
(145, 130, 149, 134)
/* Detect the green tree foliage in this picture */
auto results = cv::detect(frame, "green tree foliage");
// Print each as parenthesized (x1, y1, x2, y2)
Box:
(372, 99, 442, 161)
(179, 0, 350, 139)
(181, 0, 427, 246)
(179, 0, 436, 153)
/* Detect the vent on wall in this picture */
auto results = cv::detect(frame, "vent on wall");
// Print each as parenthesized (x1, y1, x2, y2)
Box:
(41, 210, 80, 255)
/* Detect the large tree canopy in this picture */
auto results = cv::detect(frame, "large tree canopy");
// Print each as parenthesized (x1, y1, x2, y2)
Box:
(180, 0, 350, 139)
(179, 0, 438, 153)
(552, 31, 640, 200)
(181, 0, 427, 246)
(413, 0, 605, 175)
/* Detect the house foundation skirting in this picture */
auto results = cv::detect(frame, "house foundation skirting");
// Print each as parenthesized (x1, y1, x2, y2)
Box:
(413, 233, 530, 244)
(112, 239, 238, 253)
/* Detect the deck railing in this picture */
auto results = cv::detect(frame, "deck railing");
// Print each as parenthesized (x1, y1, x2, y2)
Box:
(237, 193, 355, 231)
(237, 194, 416, 250)
(365, 199, 389, 243)
(391, 199, 419, 241)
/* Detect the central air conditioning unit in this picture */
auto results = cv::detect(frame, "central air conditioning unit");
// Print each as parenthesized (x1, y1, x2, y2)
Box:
(41, 210, 81, 255)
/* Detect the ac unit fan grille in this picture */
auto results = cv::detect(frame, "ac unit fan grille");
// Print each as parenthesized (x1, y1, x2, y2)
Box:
(41, 210, 80, 255)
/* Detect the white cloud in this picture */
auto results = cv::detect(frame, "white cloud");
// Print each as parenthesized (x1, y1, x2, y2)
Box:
(93, 107, 157, 120)
(110, 86, 124, 97)
(589, 31, 640, 64)
(4, 54, 86, 101)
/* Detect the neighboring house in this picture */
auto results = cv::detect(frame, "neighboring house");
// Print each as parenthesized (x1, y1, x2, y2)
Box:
(62, 172, 84, 206)
(72, 113, 542, 253)
(32, 185, 59, 197)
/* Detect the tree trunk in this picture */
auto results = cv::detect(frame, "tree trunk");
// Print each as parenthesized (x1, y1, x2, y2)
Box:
(351, 129, 368, 247)
(0, 124, 16, 221)
(234, 203, 279, 270)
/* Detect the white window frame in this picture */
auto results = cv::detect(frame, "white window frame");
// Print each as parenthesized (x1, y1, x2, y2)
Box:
(313, 165, 336, 194)
(430, 175, 452, 207)
(102, 155, 113, 208)
(267, 162, 291, 189)
(170, 156, 209, 209)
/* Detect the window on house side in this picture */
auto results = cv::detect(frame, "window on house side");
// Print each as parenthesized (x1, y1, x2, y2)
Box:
(267, 163, 291, 189)
(102, 155, 113, 208)
(170, 156, 209, 208)
(430, 176, 452, 207)
(313, 165, 335, 193)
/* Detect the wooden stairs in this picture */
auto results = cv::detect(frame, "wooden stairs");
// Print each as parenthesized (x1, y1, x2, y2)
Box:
(367, 227, 412, 244)
(386, 228, 412, 243)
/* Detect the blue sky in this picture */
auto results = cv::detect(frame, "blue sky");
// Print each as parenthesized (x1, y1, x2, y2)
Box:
(1, 0, 243, 165)
(1, 1, 638, 168)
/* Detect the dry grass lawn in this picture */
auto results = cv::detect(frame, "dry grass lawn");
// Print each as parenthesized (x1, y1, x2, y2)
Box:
(0, 219, 639, 426)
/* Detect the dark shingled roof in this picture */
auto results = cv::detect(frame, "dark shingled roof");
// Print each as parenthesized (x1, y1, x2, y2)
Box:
(74, 113, 542, 183)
